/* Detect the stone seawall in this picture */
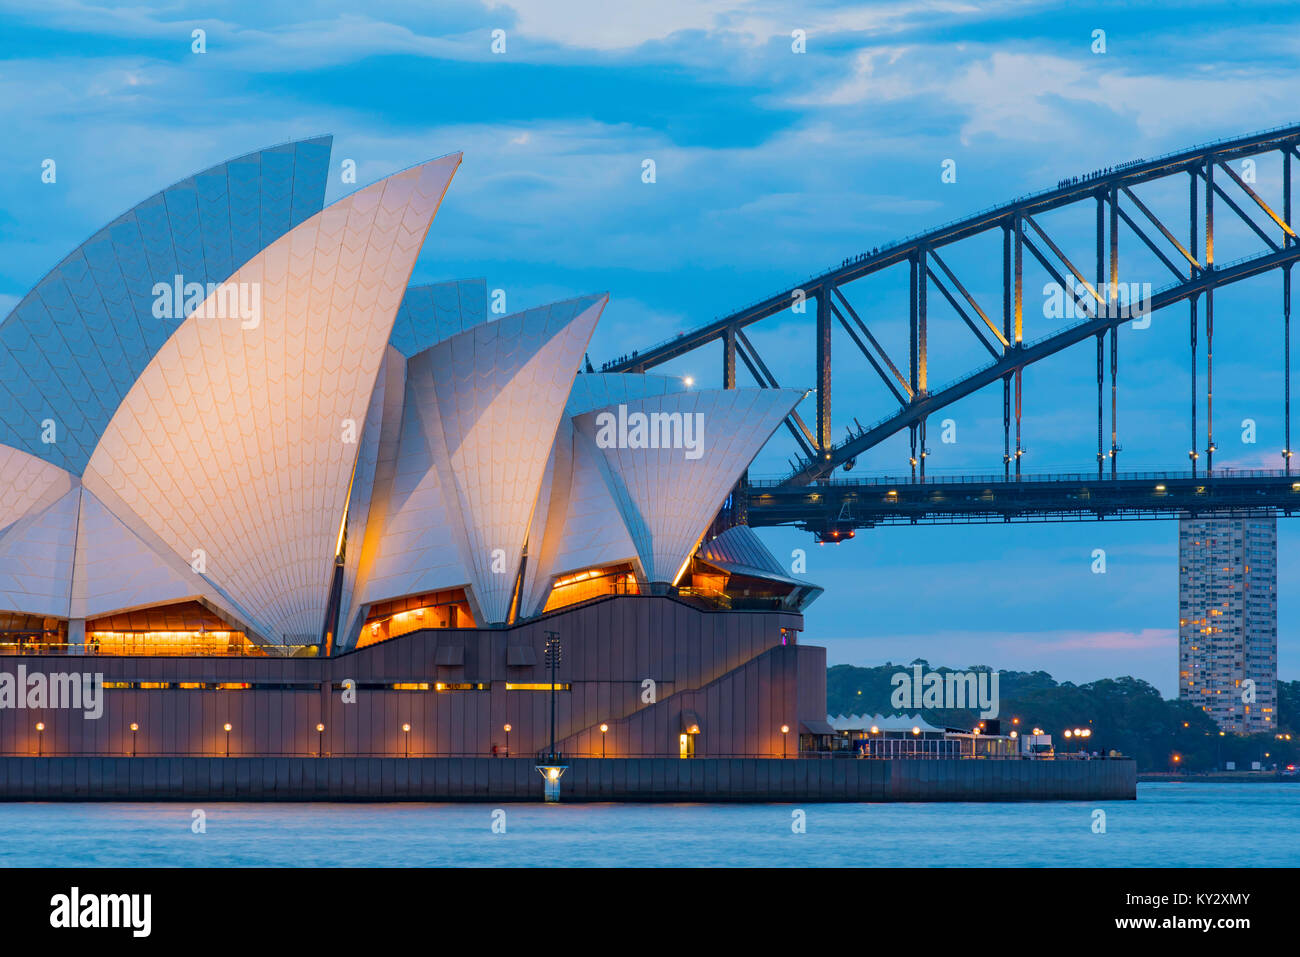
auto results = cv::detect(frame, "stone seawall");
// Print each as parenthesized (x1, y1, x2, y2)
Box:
(0, 756, 1136, 802)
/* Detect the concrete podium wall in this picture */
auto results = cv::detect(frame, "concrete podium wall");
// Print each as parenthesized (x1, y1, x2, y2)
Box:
(0, 756, 1136, 802)
(0, 596, 816, 760)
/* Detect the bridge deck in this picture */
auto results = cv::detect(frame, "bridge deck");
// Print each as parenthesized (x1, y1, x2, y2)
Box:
(745, 471, 1300, 529)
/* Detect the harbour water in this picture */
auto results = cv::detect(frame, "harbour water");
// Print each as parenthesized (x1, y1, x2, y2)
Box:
(0, 783, 1293, 867)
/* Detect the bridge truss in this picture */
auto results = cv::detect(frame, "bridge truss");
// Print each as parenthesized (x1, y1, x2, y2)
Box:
(601, 124, 1300, 534)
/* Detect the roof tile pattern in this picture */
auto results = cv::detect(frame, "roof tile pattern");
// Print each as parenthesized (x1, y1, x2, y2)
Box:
(0, 137, 332, 474)
(389, 279, 489, 358)
(352, 296, 606, 627)
(83, 155, 461, 641)
(572, 388, 804, 584)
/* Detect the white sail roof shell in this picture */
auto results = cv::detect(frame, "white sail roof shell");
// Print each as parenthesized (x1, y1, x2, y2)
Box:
(346, 295, 606, 629)
(571, 387, 804, 585)
(81, 155, 461, 641)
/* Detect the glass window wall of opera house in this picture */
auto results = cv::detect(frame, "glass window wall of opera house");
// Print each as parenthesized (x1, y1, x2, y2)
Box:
(0, 138, 832, 760)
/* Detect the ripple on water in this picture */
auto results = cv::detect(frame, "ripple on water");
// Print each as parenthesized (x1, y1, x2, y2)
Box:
(0, 783, 1294, 867)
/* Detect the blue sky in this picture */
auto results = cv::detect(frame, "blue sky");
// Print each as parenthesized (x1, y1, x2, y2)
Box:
(2, 0, 1298, 693)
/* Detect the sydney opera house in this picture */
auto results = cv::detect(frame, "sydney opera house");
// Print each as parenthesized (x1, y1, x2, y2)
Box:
(0, 136, 830, 764)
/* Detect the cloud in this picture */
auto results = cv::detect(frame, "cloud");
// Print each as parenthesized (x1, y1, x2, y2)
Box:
(485, 0, 1029, 54)
(818, 627, 1181, 695)
(993, 627, 1177, 654)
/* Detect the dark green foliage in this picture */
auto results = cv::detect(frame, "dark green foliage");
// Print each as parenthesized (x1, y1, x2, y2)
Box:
(827, 663, 1299, 772)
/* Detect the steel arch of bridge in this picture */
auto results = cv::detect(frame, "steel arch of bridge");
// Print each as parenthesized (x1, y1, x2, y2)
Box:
(602, 123, 1300, 496)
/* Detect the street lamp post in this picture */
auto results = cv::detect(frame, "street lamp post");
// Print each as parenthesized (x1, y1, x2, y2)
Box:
(402, 723, 411, 758)
(781, 724, 790, 758)
(536, 636, 567, 801)
(130, 722, 138, 757)
(600, 722, 608, 758)
(223, 722, 232, 757)
(544, 632, 562, 761)
(504, 723, 511, 757)
(316, 723, 325, 757)
(35, 722, 44, 757)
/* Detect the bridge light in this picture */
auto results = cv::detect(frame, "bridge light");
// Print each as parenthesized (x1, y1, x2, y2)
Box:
(1155, 484, 1166, 492)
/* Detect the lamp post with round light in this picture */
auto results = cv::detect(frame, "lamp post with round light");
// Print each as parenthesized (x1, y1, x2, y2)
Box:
(402, 723, 411, 758)
(544, 633, 562, 762)
(223, 722, 232, 757)
(130, 722, 138, 757)
(781, 724, 790, 758)
(504, 723, 511, 757)
(599, 722, 608, 758)
(316, 723, 325, 757)
(35, 722, 44, 757)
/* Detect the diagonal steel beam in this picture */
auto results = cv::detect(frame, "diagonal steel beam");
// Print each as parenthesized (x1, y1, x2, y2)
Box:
(1116, 205, 1186, 280)
(783, 241, 1300, 485)
(1020, 232, 1099, 318)
(733, 336, 817, 458)
(734, 330, 819, 450)
(928, 247, 1008, 347)
(926, 266, 1001, 358)
(830, 302, 909, 406)
(601, 126, 1300, 374)
(1023, 213, 1105, 307)
(1210, 179, 1280, 251)
(1120, 185, 1202, 272)
(1218, 160, 1297, 239)
(831, 287, 913, 399)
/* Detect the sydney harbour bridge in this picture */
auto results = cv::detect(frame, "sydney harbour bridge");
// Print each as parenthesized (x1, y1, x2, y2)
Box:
(601, 123, 1300, 541)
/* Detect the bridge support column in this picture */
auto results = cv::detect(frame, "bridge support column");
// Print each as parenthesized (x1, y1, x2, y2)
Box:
(816, 288, 832, 459)
(1002, 376, 1011, 480)
(1190, 170, 1200, 477)
(1286, 266, 1293, 476)
(1096, 195, 1106, 481)
(1014, 368, 1023, 480)
(918, 417, 927, 483)
(1096, 333, 1105, 480)
(1285, 148, 1293, 475)
(1205, 158, 1216, 476)
(722, 326, 736, 390)
(1109, 184, 1119, 478)
(1001, 221, 1015, 480)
